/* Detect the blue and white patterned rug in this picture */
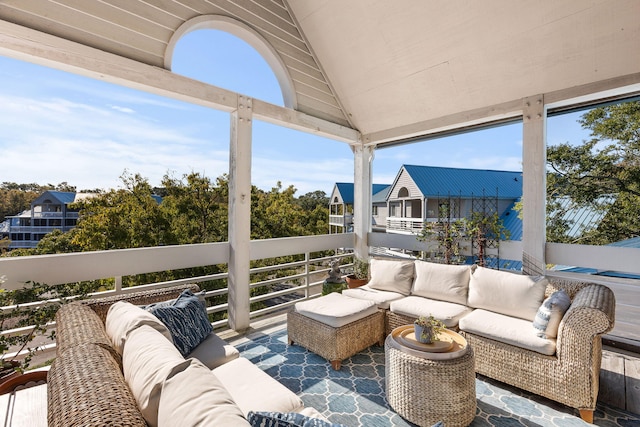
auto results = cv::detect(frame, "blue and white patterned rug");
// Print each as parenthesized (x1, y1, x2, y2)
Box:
(236, 329, 640, 427)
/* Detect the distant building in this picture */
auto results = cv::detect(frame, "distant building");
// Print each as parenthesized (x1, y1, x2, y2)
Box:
(330, 165, 525, 270)
(6, 191, 80, 249)
(385, 165, 522, 235)
(329, 183, 390, 234)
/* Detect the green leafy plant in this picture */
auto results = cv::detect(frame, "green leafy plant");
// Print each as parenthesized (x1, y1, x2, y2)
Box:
(414, 315, 446, 343)
(0, 277, 85, 374)
(349, 257, 369, 280)
(417, 217, 467, 265)
(466, 211, 510, 267)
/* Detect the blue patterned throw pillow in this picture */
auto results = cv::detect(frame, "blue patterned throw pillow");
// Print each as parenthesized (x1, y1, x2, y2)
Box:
(532, 289, 571, 339)
(147, 289, 212, 356)
(247, 411, 347, 427)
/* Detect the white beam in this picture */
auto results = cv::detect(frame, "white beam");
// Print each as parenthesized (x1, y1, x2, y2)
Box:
(353, 144, 374, 260)
(228, 96, 253, 332)
(0, 20, 357, 144)
(521, 95, 546, 275)
(252, 99, 359, 143)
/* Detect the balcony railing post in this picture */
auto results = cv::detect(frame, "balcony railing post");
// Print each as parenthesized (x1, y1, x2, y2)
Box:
(228, 95, 252, 332)
(304, 252, 310, 298)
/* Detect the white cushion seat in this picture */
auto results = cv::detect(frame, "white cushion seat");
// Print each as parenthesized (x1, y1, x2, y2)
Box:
(294, 292, 377, 328)
(459, 309, 557, 356)
(187, 332, 240, 369)
(389, 296, 473, 328)
(342, 284, 404, 309)
(157, 359, 250, 426)
(212, 357, 304, 416)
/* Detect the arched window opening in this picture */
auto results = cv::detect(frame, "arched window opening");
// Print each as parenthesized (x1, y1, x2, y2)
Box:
(398, 187, 409, 198)
(166, 16, 296, 108)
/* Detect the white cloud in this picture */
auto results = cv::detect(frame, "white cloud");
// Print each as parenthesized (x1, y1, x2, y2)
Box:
(0, 93, 229, 190)
(110, 105, 135, 114)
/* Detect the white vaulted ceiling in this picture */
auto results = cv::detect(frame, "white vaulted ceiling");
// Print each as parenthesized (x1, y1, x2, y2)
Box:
(0, 0, 638, 145)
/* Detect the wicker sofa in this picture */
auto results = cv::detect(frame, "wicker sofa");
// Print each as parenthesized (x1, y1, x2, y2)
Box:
(47, 284, 325, 427)
(341, 258, 616, 423)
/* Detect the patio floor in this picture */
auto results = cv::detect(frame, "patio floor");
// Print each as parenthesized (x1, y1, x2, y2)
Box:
(224, 316, 640, 427)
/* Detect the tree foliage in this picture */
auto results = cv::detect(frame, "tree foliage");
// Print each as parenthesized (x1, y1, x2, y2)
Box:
(547, 100, 640, 244)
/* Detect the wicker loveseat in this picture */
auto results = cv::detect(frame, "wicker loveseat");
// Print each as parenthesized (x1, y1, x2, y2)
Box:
(47, 284, 325, 426)
(341, 259, 616, 423)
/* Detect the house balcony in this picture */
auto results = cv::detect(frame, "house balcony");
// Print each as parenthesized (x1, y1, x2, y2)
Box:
(329, 213, 353, 228)
(0, 233, 640, 426)
(31, 212, 79, 219)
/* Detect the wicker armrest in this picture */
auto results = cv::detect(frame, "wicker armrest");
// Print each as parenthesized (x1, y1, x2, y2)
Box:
(556, 283, 615, 358)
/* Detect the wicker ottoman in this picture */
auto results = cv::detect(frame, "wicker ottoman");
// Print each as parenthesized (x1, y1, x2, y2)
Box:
(287, 293, 385, 370)
(385, 331, 476, 427)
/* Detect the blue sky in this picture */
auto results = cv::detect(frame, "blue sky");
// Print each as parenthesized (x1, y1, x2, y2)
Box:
(0, 30, 589, 195)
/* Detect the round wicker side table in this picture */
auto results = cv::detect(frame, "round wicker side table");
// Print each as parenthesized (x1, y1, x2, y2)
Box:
(385, 333, 476, 427)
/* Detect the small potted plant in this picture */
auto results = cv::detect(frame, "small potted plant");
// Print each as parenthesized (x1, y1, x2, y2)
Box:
(414, 315, 446, 344)
(345, 257, 369, 288)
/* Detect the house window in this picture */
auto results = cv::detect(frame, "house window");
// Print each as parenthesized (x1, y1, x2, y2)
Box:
(372, 206, 378, 216)
(398, 187, 409, 198)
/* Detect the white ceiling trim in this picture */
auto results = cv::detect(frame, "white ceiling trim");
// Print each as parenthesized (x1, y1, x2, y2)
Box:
(364, 72, 640, 147)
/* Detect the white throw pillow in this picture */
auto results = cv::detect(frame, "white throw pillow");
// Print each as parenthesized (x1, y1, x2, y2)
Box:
(411, 261, 472, 305)
(106, 301, 174, 355)
(532, 289, 571, 338)
(367, 258, 415, 295)
(157, 359, 249, 427)
(467, 266, 548, 321)
(123, 325, 190, 427)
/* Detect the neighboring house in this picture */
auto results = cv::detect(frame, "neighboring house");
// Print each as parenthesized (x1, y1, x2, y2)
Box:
(385, 165, 523, 235)
(329, 183, 390, 234)
(6, 191, 80, 249)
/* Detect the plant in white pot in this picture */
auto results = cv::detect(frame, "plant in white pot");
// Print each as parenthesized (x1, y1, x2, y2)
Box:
(414, 315, 446, 344)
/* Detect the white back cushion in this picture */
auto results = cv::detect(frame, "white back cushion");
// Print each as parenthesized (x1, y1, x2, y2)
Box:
(123, 325, 189, 427)
(106, 301, 173, 355)
(367, 258, 415, 295)
(411, 261, 472, 305)
(467, 266, 548, 321)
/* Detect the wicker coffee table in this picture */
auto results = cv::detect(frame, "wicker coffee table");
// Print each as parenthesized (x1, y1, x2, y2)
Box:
(385, 325, 475, 427)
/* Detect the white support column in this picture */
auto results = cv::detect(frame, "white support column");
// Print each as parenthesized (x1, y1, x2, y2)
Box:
(353, 144, 374, 260)
(228, 95, 252, 331)
(522, 95, 547, 275)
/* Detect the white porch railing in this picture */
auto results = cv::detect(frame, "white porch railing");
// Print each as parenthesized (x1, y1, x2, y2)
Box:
(1, 232, 639, 363)
(0, 233, 355, 362)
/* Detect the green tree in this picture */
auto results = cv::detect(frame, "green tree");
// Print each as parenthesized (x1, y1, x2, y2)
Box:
(547, 100, 640, 244)
(161, 172, 228, 244)
(70, 172, 173, 250)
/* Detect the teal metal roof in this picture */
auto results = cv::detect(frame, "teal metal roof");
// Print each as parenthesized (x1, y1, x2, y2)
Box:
(499, 200, 522, 241)
(372, 185, 391, 203)
(551, 196, 616, 238)
(333, 183, 390, 205)
(402, 165, 522, 199)
(34, 191, 76, 205)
